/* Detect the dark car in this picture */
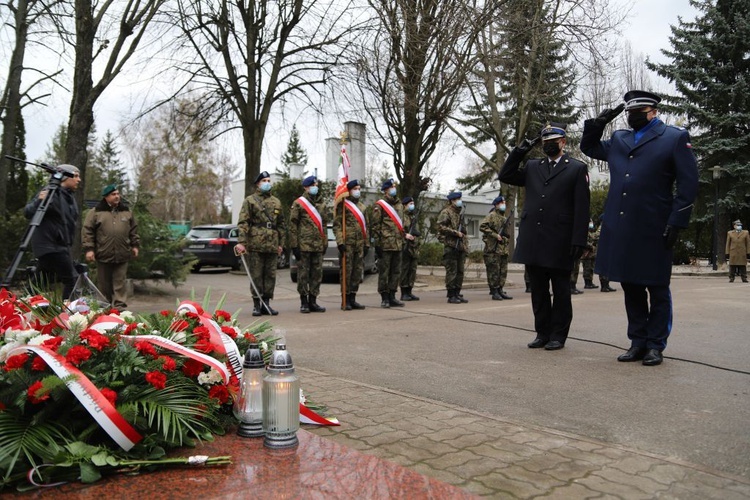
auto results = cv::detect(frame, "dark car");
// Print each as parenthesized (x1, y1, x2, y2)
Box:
(290, 225, 378, 282)
(185, 224, 241, 272)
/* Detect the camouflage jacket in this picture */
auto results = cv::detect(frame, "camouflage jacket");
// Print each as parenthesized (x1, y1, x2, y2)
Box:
(289, 192, 328, 253)
(437, 204, 469, 253)
(371, 194, 404, 251)
(583, 228, 599, 259)
(238, 192, 286, 253)
(333, 200, 369, 249)
(402, 211, 421, 258)
(479, 209, 509, 256)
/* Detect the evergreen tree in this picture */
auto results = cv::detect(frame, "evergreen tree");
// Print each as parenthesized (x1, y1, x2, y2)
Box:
(90, 130, 129, 199)
(277, 125, 308, 179)
(648, 0, 750, 256)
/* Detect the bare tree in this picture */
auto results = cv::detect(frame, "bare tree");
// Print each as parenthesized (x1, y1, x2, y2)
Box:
(168, 0, 358, 198)
(349, 0, 499, 199)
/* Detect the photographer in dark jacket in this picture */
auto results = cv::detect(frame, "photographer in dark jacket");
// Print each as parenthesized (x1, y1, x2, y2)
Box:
(24, 164, 81, 299)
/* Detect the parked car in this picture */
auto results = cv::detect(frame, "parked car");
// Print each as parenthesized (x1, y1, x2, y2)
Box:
(290, 225, 378, 282)
(184, 224, 241, 272)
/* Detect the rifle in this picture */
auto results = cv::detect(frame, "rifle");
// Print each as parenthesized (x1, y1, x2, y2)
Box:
(455, 205, 466, 251)
(492, 209, 515, 253)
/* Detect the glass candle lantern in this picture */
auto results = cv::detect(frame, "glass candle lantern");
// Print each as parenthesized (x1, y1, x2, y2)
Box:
(262, 343, 300, 449)
(234, 343, 265, 437)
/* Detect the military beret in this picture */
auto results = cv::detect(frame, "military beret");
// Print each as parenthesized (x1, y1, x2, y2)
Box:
(541, 122, 567, 140)
(447, 191, 462, 201)
(381, 178, 395, 191)
(347, 179, 360, 190)
(492, 195, 505, 205)
(101, 184, 117, 197)
(302, 175, 317, 187)
(402, 196, 413, 205)
(734, 219, 742, 225)
(254, 171, 271, 184)
(623, 90, 661, 111)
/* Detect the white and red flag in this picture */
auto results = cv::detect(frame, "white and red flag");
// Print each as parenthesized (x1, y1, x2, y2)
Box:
(334, 145, 351, 206)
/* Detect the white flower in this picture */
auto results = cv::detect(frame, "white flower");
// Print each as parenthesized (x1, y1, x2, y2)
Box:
(67, 312, 89, 331)
(0, 341, 22, 362)
(299, 388, 306, 404)
(4, 328, 38, 344)
(120, 311, 135, 322)
(260, 341, 268, 352)
(177, 308, 188, 317)
(169, 330, 186, 344)
(197, 368, 223, 386)
(28, 334, 55, 346)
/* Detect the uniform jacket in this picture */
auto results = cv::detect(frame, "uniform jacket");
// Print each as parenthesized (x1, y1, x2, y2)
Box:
(24, 187, 79, 258)
(726, 229, 750, 265)
(82, 200, 140, 263)
(238, 192, 286, 253)
(333, 200, 369, 249)
(402, 211, 421, 258)
(371, 194, 404, 251)
(288, 192, 327, 253)
(580, 118, 699, 285)
(437, 204, 469, 253)
(583, 228, 599, 260)
(479, 209, 510, 256)
(498, 149, 590, 271)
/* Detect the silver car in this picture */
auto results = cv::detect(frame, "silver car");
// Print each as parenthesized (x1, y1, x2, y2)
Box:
(290, 225, 378, 282)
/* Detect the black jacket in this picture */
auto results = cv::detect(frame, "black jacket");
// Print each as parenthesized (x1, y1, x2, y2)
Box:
(24, 186, 79, 257)
(498, 149, 590, 271)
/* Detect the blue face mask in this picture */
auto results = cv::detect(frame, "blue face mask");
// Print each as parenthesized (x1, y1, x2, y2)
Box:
(498, 204, 506, 212)
(407, 204, 415, 212)
(589, 223, 595, 230)
(455, 200, 463, 208)
(737, 225, 743, 231)
(259, 181, 272, 193)
(351, 189, 361, 199)
(309, 186, 319, 196)
(388, 187, 397, 197)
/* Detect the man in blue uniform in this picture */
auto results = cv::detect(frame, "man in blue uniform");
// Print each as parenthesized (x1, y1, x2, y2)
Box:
(499, 123, 590, 351)
(580, 90, 699, 366)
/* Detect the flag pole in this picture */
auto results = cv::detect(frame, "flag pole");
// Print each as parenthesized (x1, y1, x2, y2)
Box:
(341, 200, 347, 310)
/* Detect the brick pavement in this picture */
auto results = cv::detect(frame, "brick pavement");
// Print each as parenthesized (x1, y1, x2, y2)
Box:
(301, 368, 750, 499)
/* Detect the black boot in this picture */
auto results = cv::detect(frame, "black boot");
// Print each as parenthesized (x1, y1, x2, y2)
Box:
(571, 285, 583, 295)
(456, 288, 468, 303)
(447, 289, 461, 304)
(380, 292, 391, 308)
(525, 285, 532, 293)
(499, 288, 513, 300)
(308, 295, 326, 313)
(342, 295, 352, 311)
(300, 295, 310, 313)
(349, 293, 365, 310)
(261, 297, 278, 316)
(389, 292, 404, 307)
(407, 287, 419, 301)
(252, 298, 262, 317)
(400, 287, 412, 301)
(584, 280, 598, 289)
(490, 287, 503, 300)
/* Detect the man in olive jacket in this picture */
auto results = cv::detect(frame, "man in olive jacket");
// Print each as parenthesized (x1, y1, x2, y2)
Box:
(726, 219, 750, 283)
(438, 191, 470, 304)
(82, 184, 140, 310)
(371, 178, 406, 308)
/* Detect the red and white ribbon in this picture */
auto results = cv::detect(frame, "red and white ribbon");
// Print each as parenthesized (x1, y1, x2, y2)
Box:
(11, 345, 142, 451)
(344, 199, 367, 238)
(89, 314, 126, 333)
(300, 403, 340, 426)
(295, 196, 325, 237)
(376, 199, 404, 234)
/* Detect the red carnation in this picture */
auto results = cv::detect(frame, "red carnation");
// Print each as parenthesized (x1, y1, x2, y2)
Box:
(220, 325, 237, 339)
(182, 358, 204, 378)
(171, 319, 189, 332)
(159, 310, 172, 317)
(214, 310, 232, 323)
(194, 338, 214, 354)
(192, 325, 209, 340)
(185, 311, 200, 320)
(31, 356, 47, 372)
(135, 341, 158, 358)
(208, 384, 230, 405)
(28, 380, 50, 404)
(65, 345, 92, 366)
(0, 401, 6, 411)
(244, 332, 257, 343)
(4, 353, 29, 371)
(80, 329, 110, 351)
(123, 323, 139, 335)
(100, 387, 118, 405)
(42, 336, 64, 351)
(145, 371, 167, 390)
(160, 356, 177, 371)
(108, 308, 120, 315)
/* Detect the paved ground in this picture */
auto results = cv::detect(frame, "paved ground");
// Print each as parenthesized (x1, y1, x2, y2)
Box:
(127, 264, 750, 498)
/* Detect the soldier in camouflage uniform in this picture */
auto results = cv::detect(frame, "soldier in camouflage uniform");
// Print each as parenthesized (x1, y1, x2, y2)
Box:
(438, 191, 469, 304)
(480, 195, 513, 301)
(289, 176, 327, 314)
(371, 178, 406, 308)
(236, 171, 286, 316)
(582, 219, 599, 289)
(399, 196, 421, 301)
(333, 179, 369, 310)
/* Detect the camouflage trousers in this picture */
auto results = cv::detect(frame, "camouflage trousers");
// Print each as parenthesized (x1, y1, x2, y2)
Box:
(247, 252, 277, 299)
(378, 250, 402, 294)
(582, 258, 595, 282)
(297, 251, 323, 297)
(443, 247, 466, 290)
(483, 252, 508, 289)
(340, 244, 365, 294)
(399, 250, 418, 288)
(570, 259, 581, 287)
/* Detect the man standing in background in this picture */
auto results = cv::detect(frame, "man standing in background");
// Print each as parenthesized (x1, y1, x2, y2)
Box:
(399, 196, 421, 301)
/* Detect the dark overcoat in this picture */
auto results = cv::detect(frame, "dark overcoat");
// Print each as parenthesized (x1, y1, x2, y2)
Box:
(498, 149, 590, 271)
(580, 119, 699, 286)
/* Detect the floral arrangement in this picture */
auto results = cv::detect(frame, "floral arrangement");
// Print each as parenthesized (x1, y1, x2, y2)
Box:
(0, 288, 279, 492)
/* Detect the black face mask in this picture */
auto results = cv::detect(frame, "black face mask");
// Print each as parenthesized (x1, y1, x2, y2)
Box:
(542, 142, 561, 157)
(627, 111, 651, 131)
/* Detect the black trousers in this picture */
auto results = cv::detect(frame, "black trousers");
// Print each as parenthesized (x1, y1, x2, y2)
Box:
(527, 265, 572, 343)
(621, 283, 672, 351)
(34, 251, 78, 299)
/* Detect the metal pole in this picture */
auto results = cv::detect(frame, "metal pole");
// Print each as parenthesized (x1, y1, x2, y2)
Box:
(712, 176, 719, 271)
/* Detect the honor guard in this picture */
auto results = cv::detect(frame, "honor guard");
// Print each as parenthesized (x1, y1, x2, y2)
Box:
(480, 195, 513, 300)
(371, 178, 406, 308)
(399, 196, 421, 301)
(438, 191, 469, 304)
(333, 179, 369, 310)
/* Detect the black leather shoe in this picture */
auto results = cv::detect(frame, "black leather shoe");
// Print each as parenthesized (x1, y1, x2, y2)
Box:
(544, 340, 564, 350)
(571, 288, 583, 295)
(527, 338, 548, 349)
(617, 347, 647, 362)
(499, 289, 513, 300)
(642, 349, 663, 366)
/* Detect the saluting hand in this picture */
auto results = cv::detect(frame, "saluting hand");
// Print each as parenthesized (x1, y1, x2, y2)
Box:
(594, 103, 625, 127)
(517, 135, 541, 155)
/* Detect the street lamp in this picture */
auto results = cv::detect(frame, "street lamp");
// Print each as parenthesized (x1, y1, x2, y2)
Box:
(711, 166, 722, 271)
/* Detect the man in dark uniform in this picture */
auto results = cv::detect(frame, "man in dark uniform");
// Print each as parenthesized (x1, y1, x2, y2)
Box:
(289, 175, 327, 313)
(399, 196, 420, 301)
(236, 171, 287, 316)
(371, 178, 406, 308)
(437, 192, 469, 304)
(581, 90, 699, 366)
(499, 123, 590, 350)
(333, 179, 369, 310)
